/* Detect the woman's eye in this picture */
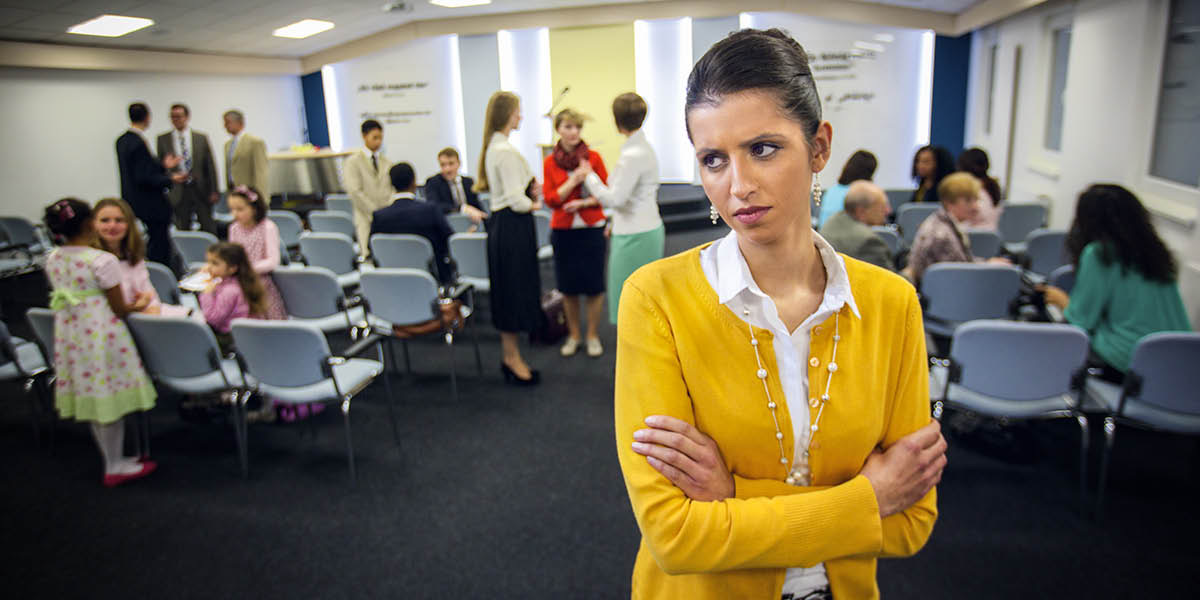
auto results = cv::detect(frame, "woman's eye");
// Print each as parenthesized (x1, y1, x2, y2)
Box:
(701, 154, 726, 170)
(750, 143, 779, 159)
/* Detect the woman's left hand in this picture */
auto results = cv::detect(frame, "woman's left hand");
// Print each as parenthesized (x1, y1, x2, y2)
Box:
(632, 415, 735, 501)
(1040, 284, 1070, 309)
(563, 199, 585, 213)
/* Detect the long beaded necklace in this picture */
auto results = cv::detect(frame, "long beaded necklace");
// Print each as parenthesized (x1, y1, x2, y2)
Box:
(745, 308, 842, 486)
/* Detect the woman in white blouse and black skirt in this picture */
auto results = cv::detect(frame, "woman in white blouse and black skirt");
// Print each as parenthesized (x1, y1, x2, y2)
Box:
(474, 91, 544, 386)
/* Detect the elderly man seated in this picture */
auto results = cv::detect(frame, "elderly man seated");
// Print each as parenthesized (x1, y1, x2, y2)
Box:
(818, 180, 893, 270)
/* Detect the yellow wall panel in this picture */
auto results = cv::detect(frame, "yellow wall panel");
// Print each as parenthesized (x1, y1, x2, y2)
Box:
(548, 23, 636, 173)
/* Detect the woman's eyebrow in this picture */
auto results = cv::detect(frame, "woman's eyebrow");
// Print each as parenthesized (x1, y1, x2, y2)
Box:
(695, 133, 787, 156)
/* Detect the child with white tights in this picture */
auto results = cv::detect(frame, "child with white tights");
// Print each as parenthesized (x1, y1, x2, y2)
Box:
(43, 198, 158, 487)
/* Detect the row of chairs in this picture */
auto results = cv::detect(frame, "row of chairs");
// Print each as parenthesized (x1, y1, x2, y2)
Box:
(871, 225, 1069, 276)
(931, 319, 1200, 516)
(920, 262, 1075, 339)
(892, 202, 1048, 249)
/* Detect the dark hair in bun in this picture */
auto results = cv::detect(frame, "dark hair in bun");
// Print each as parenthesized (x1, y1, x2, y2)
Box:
(43, 198, 93, 245)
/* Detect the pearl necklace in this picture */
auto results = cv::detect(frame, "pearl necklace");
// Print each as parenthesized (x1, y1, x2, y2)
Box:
(745, 308, 842, 486)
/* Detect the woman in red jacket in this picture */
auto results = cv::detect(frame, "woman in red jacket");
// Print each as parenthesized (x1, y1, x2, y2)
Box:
(543, 108, 610, 357)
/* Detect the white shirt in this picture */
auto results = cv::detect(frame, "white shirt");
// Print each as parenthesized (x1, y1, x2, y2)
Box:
(171, 127, 191, 157)
(484, 132, 536, 214)
(584, 129, 663, 236)
(699, 229, 860, 597)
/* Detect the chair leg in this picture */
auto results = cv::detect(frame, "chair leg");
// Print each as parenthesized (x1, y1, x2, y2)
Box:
(387, 338, 400, 374)
(379, 344, 399, 447)
(24, 379, 42, 446)
(234, 390, 249, 479)
(402, 339, 412, 374)
(470, 322, 483, 376)
(1075, 413, 1089, 516)
(341, 399, 356, 482)
(446, 331, 457, 402)
(1096, 416, 1116, 520)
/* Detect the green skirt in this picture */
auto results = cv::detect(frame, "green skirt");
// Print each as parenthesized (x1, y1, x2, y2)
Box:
(607, 225, 665, 324)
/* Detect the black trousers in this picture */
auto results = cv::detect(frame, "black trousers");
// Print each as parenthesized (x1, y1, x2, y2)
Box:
(172, 184, 216, 235)
(144, 219, 172, 266)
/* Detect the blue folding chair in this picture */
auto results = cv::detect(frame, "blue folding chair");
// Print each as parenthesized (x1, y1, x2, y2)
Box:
(920, 263, 1022, 340)
(1048, 264, 1075, 293)
(268, 210, 304, 252)
(171, 230, 218, 271)
(871, 226, 900, 257)
(966, 229, 1002, 259)
(1025, 229, 1068, 276)
(1086, 332, 1200, 516)
(449, 233, 489, 293)
(325, 195, 353, 216)
(999, 203, 1047, 252)
(533, 211, 553, 260)
(896, 204, 938, 247)
(272, 266, 364, 335)
(0, 321, 51, 446)
(370, 234, 435, 272)
(299, 232, 361, 289)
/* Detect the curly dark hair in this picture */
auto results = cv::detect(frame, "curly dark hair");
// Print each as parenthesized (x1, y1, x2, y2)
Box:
(1065, 184, 1177, 283)
(43, 198, 93, 244)
(911, 145, 955, 187)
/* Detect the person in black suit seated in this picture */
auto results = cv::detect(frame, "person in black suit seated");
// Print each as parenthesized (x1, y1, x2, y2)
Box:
(116, 102, 186, 265)
(423, 147, 487, 228)
(371, 162, 456, 283)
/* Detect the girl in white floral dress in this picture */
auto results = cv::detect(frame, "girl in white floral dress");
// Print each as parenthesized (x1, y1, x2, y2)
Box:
(43, 198, 158, 487)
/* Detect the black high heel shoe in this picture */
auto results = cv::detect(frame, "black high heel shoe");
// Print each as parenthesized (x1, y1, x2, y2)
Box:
(500, 362, 540, 386)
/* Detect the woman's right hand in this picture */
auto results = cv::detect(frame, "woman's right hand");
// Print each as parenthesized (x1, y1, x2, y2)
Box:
(860, 420, 947, 518)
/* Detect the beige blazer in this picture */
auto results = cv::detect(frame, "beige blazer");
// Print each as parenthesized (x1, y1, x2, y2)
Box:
(342, 148, 394, 246)
(224, 133, 270, 199)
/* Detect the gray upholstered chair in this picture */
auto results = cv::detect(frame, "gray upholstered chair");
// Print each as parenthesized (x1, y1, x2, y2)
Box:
(1024, 228, 1068, 276)
(267, 210, 304, 252)
(370, 234, 435, 272)
(299, 232, 361, 289)
(999, 203, 1047, 251)
(449, 233, 489, 293)
(324, 195, 353, 216)
(0, 321, 51, 446)
(271, 266, 365, 336)
(896, 203, 938, 247)
(231, 319, 391, 481)
(871, 225, 900, 257)
(920, 263, 1022, 340)
(171, 230, 218, 271)
(966, 229, 1002, 259)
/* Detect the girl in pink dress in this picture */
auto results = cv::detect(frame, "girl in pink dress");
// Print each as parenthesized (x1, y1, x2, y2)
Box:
(43, 198, 158, 487)
(225, 186, 287, 321)
(92, 197, 194, 318)
(198, 242, 267, 353)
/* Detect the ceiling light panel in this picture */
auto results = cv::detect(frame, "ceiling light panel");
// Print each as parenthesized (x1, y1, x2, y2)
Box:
(272, 19, 335, 39)
(67, 14, 154, 37)
(430, 0, 493, 8)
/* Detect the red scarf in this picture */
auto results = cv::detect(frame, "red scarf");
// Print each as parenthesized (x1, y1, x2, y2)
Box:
(553, 139, 589, 171)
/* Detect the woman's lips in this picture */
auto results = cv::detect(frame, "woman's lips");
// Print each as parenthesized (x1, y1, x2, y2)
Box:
(733, 205, 769, 224)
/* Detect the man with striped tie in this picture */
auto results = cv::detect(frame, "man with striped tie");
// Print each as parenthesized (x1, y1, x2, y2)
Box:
(157, 103, 218, 234)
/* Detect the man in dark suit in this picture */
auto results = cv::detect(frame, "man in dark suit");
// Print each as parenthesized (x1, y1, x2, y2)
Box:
(157, 103, 219, 234)
(423, 147, 486, 227)
(372, 162, 456, 284)
(116, 102, 185, 264)
(819, 181, 894, 270)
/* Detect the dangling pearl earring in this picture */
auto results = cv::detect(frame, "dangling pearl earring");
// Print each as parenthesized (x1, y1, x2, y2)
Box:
(811, 173, 823, 208)
(709, 204, 720, 225)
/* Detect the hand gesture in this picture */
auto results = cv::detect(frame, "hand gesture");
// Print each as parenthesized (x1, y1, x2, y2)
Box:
(632, 415, 735, 502)
(131, 291, 153, 311)
(162, 154, 182, 170)
(464, 205, 486, 224)
(563, 199, 585, 214)
(575, 160, 593, 178)
(860, 420, 947, 518)
(1038, 284, 1070, 309)
(171, 172, 189, 183)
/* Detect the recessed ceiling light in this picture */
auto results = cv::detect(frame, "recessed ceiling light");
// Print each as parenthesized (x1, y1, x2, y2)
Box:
(272, 19, 335, 39)
(430, 0, 492, 8)
(67, 14, 154, 38)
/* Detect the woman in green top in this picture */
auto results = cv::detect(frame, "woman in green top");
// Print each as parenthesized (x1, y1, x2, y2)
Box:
(1042, 184, 1191, 382)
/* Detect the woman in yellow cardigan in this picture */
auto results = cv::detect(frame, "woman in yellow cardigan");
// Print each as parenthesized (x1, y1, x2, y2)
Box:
(614, 29, 946, 599)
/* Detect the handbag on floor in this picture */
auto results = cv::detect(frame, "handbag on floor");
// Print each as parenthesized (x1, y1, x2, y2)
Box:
(531, 289, 567, 345)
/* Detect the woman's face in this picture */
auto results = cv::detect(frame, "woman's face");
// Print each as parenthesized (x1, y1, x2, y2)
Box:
(228, 194, 254, 226)
(206, 253, 236, 278)
(556, 120, 582, 148)
(945, 194, 979, 223)
(507, 102, 522, 131)
(94, 205, 128, 249)
(916, 150, 936, 180)
(688, 90, 830, 248)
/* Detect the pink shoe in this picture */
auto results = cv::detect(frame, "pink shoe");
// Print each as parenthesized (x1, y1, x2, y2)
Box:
(102, 461, 157, 488)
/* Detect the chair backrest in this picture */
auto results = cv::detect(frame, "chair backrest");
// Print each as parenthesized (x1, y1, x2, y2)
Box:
(325, 195, 353, 215)
(951, 320, 1088, 400)
(360, 268, 439, 326)
(231, 319, 331, 389)
(145, 261, 182, 305)
(447, 213, 480, 234)
(370, 234, 434, 270)
(299, 232, 357, 275)
(966, 229, 1002, 259)
(998, 203, 1047, 244)
(171, 230, 218, 268)
(1126, 332, 1200, 415)
(272, 266, 343, 319)
(0, 216, 40, 249)
(1025, 228, 1068, 275)
(884, 189, 914, 215)
(126, 314, 225, 380)
(533, 212, 551, 249)
(449, 233, 488, 280)
(871, 226, 900, 255)
(1048, 264, 1075, 293)
(25, 307, 54, 365)
(896, 204, 938, 245)
(268, 210, 304, 248)
(921, 263, 1022, 323)
(308, 210, 356, 239)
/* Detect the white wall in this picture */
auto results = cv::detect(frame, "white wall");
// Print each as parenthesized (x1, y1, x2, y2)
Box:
(635, 17, 694, 183)
(964, 0, 1200, 327)
(323, 35, 466, 182)
(0, 67, 304, 221)
(459, 33, 501, 176)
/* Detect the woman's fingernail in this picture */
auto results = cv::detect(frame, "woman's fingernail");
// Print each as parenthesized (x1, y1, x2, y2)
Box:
(632, 442, 647, 452)
(644, 416, 658, 426)
(633, 429, 647, 440)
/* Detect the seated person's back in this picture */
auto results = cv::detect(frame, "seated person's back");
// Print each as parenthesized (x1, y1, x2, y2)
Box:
(371, 162, 455, 283)
(819, 180, 893, 270)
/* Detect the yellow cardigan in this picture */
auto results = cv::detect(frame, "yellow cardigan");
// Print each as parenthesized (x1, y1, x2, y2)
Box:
(615, 244, 937, 599)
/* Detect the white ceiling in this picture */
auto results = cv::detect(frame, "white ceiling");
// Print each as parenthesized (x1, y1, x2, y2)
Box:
(0, 0, 984, 58)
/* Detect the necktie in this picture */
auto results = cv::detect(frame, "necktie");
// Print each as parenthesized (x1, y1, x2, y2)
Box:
(372, 153, 378, 173)
(451, 178, 463, 209)
(180, 133, 192, 172)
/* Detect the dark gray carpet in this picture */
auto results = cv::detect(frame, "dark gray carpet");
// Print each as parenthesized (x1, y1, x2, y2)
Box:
(1, 224, 1197, 598)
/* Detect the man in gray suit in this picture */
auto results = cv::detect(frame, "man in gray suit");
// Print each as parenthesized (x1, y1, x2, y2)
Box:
(819, 180, 894, 270)
(157, 103, 218, 234)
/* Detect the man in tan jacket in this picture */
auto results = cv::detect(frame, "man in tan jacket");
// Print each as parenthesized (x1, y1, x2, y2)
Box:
(222, 109, 270, 200)
(342, 119, 393, 255)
